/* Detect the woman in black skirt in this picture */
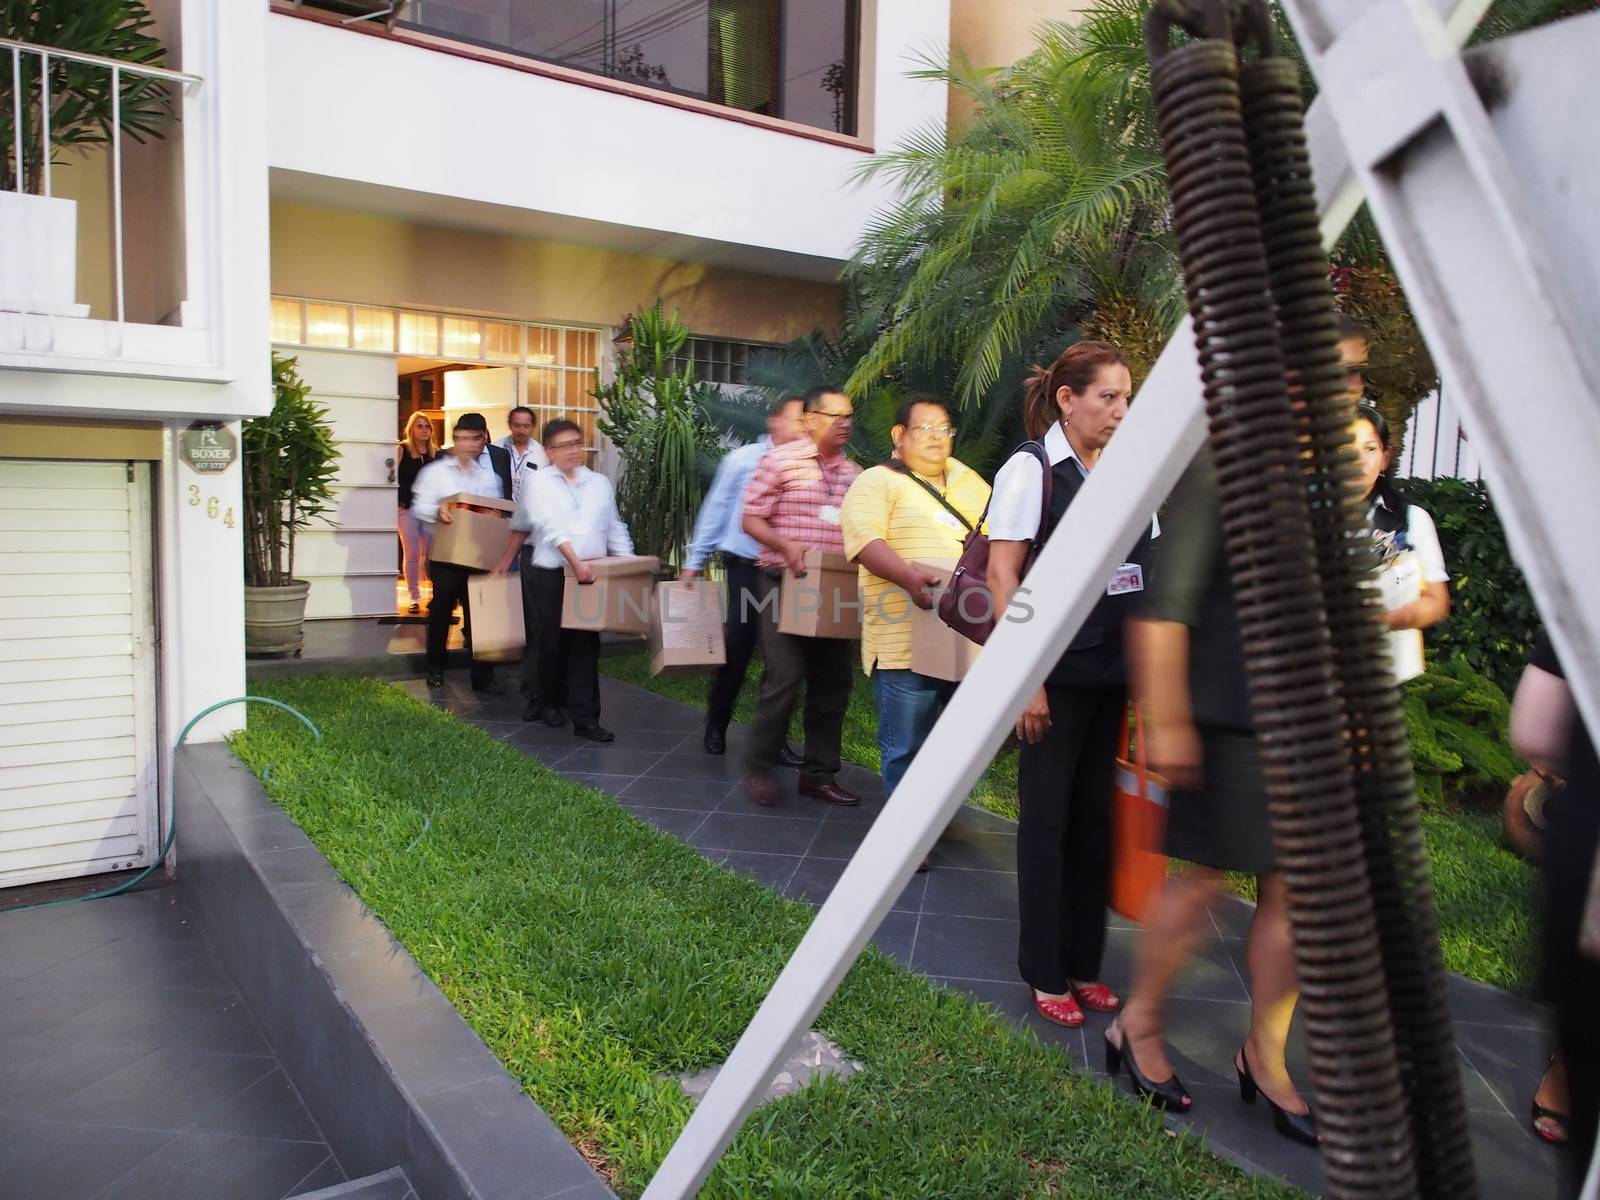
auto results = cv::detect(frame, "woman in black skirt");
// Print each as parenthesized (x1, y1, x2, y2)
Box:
(1107, 447, 1318, 1147)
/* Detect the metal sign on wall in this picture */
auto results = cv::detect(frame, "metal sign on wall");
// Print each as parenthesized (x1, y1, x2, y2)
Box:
(180, 422, 237, 474)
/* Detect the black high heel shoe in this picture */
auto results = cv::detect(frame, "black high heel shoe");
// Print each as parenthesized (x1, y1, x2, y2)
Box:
(1104, 1020, 1192, 1111)
(1236, 1046, 1319, 1147)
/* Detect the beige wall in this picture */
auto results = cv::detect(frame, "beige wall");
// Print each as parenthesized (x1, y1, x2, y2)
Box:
(948, 0, 1092, 130)
(269, 203, 843, 344)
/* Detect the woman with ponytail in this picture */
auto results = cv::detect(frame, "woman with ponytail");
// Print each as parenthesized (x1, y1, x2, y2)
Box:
(1351, 403, 1451, 683)
(985, 340, 1156, 1030)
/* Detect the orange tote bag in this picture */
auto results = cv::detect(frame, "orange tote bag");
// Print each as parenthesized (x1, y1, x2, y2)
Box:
(1110, 709, 1169, 923)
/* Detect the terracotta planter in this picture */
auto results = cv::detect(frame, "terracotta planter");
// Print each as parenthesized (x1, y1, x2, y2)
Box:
(244, 580, 312, 658)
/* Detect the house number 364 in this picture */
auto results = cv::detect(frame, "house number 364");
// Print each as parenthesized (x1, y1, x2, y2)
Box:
(188, 484, 236, 528)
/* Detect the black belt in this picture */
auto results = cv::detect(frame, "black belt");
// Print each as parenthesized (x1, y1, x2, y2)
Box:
(720, 552, 758, 568)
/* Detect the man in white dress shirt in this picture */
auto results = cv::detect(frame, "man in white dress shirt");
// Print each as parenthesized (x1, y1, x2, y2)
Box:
(411, 412, 506, 692)
(493, 406, 550, 507)
(493, 420, 633, 741)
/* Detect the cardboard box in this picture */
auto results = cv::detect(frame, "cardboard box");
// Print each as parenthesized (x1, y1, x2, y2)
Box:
(910, 559, 984, 682)
(648, 580, 726, 677)
(429, 493, 515, 571)
(561, 554, 660, 635)
(466, 572, 525, 662)
(777, 550, 862, 640)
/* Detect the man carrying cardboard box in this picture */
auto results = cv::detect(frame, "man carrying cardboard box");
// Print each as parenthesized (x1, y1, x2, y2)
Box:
(841, 394, 991, 869)
(412, 412, 509, 692)
(739, 386, 864, 808)
(492, 420, 632, 742)
(682, 393, 806, 765)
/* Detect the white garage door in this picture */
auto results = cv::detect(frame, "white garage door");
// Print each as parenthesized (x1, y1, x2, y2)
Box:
(0, 459, 158, 888)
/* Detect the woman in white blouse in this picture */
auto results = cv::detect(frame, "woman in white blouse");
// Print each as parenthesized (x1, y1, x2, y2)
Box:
(987, 340, 1149, 1033)
(1351, 403, 1450, 683)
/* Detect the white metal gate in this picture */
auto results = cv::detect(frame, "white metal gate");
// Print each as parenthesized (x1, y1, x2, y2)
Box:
(0, 459, 158, 888)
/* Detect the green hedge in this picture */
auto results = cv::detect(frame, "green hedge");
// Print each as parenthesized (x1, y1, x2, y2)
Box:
(1404, 656, 1524, 809)
(1400, 477, 1538, 694)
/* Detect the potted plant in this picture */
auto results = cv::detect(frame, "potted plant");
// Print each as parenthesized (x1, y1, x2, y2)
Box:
(0, 0, 174, 315)
(242, 355, 338, 656)
(594, 301, 724, 571)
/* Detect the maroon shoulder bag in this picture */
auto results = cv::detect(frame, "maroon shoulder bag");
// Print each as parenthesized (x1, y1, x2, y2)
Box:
(937, 441, 1053, 645)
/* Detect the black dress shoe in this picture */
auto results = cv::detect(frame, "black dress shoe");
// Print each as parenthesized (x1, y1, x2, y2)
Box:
(471, 679, 504, 695)
(777, 743, 805, 770)
(521, 700, 542, 722)
(541, 706, 566, 728)
(703, 727, 727, 756)
(573, 723, 615, 743)
(425, 672, 444, 688)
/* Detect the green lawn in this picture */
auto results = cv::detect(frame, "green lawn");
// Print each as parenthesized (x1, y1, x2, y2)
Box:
(233, 676, 1298, 1200)
(601, 651, 1542, 997)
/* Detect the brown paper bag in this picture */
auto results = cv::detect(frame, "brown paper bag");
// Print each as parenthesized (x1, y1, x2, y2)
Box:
(648, 580, 726, 676)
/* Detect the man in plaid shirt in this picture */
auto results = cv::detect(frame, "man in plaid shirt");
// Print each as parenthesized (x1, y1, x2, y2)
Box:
(739, 386, 864, 808)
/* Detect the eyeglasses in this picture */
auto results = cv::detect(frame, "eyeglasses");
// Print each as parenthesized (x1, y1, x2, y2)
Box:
(547, 440, 584, 452)
(906, 423, 955, 437)
(812, 409, 854, 422)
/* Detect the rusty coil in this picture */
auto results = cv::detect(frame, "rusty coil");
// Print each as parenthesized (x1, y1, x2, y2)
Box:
(1146, 13, 1419, 1195)
(1239, 51, 1478, 1198)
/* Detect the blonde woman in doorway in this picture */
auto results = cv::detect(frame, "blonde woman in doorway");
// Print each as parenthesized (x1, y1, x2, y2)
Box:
(397, 412, 439, 614)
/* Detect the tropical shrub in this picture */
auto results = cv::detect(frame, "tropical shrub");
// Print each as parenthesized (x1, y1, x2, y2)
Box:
(594, 302, 723, 569)
(1404, 656, 1524, 809)
(1402, 477, 1538, 693)
(243, 356, 339, 587)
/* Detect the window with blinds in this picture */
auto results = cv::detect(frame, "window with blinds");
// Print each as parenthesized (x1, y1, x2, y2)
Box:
(308, 0, 860, 135)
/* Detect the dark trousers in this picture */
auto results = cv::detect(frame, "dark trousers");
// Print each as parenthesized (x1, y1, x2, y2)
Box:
(1016, 683, 1125, 991)
(745, 570, 853, 781)
(426, 560, 493, 686)
(517, 551, 544, 699)
(706, 554, 763, 735)
(526, 566, 600, 725)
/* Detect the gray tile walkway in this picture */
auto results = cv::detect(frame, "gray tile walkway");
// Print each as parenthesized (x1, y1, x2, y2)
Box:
(0, 887, 345, 1199)
(422, 672, 1563, 1198)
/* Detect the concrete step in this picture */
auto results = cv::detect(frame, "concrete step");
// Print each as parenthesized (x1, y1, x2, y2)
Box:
(293, 1167, 415, 1200)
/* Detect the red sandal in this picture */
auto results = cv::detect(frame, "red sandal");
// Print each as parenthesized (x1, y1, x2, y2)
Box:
(1070, 981, 1123, 1012)
(1034, 992, 1085, 1028)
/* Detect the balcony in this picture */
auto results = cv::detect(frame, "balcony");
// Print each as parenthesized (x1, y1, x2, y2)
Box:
(0, 31, 231, 381)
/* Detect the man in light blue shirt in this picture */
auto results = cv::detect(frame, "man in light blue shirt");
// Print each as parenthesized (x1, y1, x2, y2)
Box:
(682, 395, 805, 756)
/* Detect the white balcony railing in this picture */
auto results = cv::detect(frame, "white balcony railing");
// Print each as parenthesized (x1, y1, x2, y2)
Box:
(1, 35, 217, 373)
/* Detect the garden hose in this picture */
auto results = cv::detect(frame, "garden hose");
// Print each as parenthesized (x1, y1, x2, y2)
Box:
(4, 697, 321, 915)
(1144, 1, 1421, 1192)
(1237, 35, 1477, 1196)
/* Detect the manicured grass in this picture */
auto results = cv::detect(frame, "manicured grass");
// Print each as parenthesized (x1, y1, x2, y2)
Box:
(233, 676, 1298, 1200)
(602, 651, 1543, 997)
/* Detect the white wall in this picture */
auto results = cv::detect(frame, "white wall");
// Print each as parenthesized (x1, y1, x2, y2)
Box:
(265, 0, 949, 272)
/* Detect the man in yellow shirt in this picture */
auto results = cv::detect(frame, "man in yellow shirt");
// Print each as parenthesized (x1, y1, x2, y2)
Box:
(841, 395, 992, 869)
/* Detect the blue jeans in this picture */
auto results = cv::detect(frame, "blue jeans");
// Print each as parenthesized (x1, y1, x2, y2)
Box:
(874, 669, 956, 798)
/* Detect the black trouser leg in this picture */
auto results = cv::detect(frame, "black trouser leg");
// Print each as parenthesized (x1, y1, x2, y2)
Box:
(426, 560, 471, 677)
(530, 567, 568, 711)
(706, 556, 762, 734)
(564, 629, 602, 726)
(746, 572, 806, 773)
(799, 636, 854, 784)
(518, 555, 542, 700)
(1015, 684, 1125, 992)
(1545, 790, 1600, 1197)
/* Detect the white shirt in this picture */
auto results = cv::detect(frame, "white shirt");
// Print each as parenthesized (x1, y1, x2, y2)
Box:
(494, 435, 550, 506)
(409, 454, 505, 526)
(1369, 500, 1449, 684)
(522, 465, 634, 567)
(987, 421, 1160, 541)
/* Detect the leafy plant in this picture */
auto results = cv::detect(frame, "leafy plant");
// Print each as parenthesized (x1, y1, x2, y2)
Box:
(1403, 656, 1524, 808)
(0, 0, 176, 194)
(594, 302, 723, 569)
(1401, 477, 1538, 693)
(242, 356, 339, 588)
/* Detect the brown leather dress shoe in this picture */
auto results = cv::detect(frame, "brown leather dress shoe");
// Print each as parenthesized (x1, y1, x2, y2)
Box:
(799, 777, 860, 806)
(744, 772, 783, 808)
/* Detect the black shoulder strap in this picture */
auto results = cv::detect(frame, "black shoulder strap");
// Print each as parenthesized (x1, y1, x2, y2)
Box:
(881, 460, 975, 532)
